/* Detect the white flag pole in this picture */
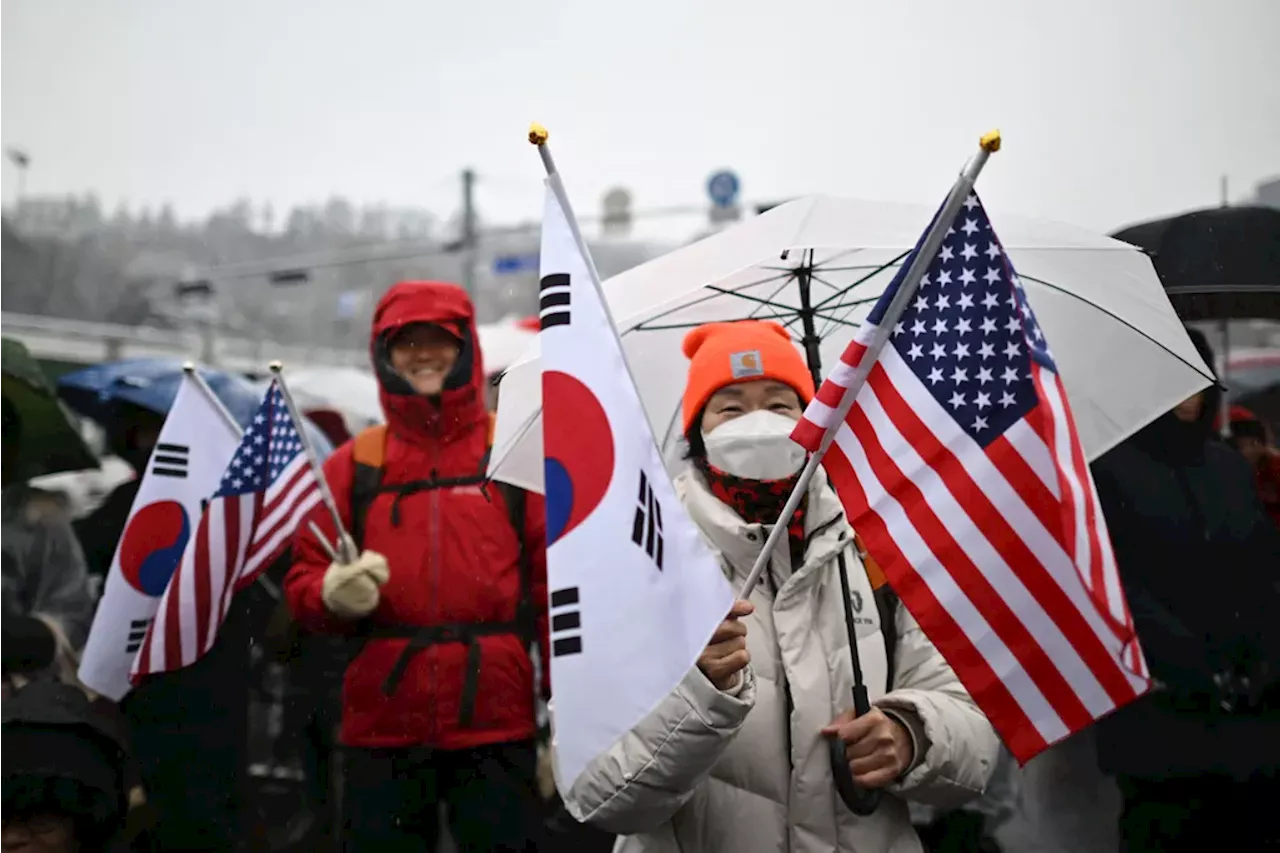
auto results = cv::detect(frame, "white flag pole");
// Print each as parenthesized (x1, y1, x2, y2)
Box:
(182, 361, 244, 439)
(737, 130, 1003, 600)
(528, 124, 651, 411)
(182, 362, 282, 600)
(270, 361, 354, 563)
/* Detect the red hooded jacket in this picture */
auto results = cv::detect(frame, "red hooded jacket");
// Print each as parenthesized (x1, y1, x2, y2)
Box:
(285, 281, 549, 750)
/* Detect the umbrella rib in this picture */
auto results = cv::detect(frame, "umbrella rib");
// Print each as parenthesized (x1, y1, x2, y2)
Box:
(744, 275, 804, 324)
(811, 252, 910, 312)
(657, 396, 686, 450)
(778, 305, 864, 337)
(1017, 274, 1218, 383)
(812, 255, 907, 338)
(624, 270, 796, 334)
(809, 270, 863, 338)
(754, 262, 880, 274)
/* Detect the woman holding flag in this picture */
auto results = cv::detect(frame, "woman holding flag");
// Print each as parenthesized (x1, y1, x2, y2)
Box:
(559, 319, 998, 853)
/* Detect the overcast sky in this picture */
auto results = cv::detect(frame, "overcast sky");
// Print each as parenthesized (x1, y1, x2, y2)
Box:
(3, 0, 1278, 236)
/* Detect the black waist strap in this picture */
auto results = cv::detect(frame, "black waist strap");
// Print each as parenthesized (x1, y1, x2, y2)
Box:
(358, 621, 522, 725)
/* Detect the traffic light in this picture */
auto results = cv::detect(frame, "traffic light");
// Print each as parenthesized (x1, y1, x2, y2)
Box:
(174, 279, 214, 298)
(268, 269, 310, 286)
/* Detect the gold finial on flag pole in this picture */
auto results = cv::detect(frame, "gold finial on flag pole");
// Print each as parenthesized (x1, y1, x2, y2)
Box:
(528, 123, 549, 146)
(980, 129, 1002, 152)
(268, 359, 283, 371)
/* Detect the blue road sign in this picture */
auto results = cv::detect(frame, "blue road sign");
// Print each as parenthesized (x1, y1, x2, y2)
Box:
(493, 253, 540, 275)
(706, 171, 740, 208)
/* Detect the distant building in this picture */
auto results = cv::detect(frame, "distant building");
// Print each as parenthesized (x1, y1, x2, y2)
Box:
(1251, 177, 1280, 210)
(8, 195, 103, 239)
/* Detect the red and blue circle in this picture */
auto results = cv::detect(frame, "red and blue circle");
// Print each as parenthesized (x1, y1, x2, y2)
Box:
(118, 500, 191, 597)
(543, 370, 614, 546)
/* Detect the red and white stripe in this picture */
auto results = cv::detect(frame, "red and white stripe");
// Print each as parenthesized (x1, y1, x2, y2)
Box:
(793, 322, 1149, 762)
(132, 453, 321, 678)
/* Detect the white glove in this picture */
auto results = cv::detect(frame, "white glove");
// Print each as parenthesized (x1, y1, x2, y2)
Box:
(321, 549, 390, 619)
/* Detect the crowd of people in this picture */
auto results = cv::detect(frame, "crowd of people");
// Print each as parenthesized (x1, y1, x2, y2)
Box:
(3, 279, 1279, 852)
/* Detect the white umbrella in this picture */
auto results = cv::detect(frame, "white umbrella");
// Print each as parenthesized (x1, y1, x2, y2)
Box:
(491, 194, 1213, 493)
(275, 367, 383, 428)
(477, 315, 539, 376)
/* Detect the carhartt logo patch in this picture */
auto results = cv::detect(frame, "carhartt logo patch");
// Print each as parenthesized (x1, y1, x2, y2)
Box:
(729, 350, 763, 379)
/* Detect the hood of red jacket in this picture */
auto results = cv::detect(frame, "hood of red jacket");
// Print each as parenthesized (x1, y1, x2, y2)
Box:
(370, 281, 487, 444)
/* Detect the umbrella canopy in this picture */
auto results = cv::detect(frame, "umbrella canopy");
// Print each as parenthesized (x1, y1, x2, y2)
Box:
(492, 194, 1213, 493)
(1111, 205, 1280, 321)
(478, 316, 541, 376)
(2, 337, 99, 480)
(57, 358, 335, 460)
(268, 366, 383, 429)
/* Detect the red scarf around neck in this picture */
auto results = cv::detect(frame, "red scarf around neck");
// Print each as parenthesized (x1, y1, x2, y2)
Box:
(697, 460, 808, 573)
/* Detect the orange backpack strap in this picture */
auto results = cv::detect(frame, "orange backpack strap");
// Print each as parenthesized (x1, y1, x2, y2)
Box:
(349, 425, 389, 549)
(854, 533, 888, 590)
(353, 424, 388, 468)
(854, 531, 900, 689)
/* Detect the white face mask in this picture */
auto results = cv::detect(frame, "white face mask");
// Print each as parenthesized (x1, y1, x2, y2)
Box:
(702, 410, 807, 481)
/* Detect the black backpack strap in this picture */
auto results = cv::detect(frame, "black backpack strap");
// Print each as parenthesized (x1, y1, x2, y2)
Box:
(873, 585, 899, 691)
(495, 481, 535, 649)
(349, 461, 383, 552)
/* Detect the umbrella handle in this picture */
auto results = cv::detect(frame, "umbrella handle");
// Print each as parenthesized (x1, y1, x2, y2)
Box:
(830, 546, 882, 816)
(828, 684, 883, 816)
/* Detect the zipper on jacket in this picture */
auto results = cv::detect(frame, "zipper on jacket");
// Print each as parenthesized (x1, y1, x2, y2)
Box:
(430, 444, 442, 745)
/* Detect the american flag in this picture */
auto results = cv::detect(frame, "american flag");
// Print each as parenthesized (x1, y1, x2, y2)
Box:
(791, 193, 1150, 762)
(132, 381, 322, 678)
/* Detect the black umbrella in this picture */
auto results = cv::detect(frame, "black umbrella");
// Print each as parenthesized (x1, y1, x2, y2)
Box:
(1111, 205, 1280, 321)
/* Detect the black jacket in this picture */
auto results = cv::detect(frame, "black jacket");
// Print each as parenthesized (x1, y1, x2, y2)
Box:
(1092, 331, 1280, 780)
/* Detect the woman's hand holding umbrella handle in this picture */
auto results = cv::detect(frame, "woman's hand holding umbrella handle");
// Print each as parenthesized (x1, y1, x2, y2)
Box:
(821, 687, 918, 815)
(697, 600, 755, 691)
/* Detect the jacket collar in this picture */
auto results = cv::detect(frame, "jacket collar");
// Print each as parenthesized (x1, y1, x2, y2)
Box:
(675, 466, 852, 595)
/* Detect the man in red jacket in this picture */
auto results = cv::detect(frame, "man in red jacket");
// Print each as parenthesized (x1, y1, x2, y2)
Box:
(285, 281, 549, 852)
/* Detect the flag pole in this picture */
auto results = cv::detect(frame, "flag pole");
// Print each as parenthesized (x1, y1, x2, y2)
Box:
(527, 123, 653, 407)
(182, 362, 244, 439)
(738, 130, 1003, 600)
(270, 361, 354, 562)
(180, 362, 283, 600)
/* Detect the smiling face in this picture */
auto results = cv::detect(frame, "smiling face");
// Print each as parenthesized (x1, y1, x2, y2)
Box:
(387, 323, 461, 396)
(700, 379, 804, 434)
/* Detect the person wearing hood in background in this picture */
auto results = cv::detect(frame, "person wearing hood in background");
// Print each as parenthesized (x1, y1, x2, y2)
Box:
(73, 401, 165, 586)
(1225, 404, 1280, 531)
(2, 396, 96, 695)
(3, 680, 131, 852)
(558, 320, 999, 853)
(1088, 328, 1280, 851)
(286, 281, 550, 853)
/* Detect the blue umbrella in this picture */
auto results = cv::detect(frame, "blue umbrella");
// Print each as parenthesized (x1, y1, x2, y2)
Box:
(57, 358, 334, 460)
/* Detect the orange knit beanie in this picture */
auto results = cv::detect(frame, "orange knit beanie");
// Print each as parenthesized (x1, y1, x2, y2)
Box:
(681, 320, 815, 434)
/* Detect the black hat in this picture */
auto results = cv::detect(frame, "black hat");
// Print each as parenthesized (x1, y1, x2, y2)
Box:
(2, 682, 128, 845)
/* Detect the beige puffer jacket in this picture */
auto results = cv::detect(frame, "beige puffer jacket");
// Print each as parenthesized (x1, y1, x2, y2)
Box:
(557, 467, 999, 852)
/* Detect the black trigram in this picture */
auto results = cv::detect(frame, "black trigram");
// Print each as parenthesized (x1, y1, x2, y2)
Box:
(151, 443, 190, 479)
(631, 471, 664, 570)
(125, 618, 150, 654)
(539, 273, 571, 329)
(549, 586, 583, 657)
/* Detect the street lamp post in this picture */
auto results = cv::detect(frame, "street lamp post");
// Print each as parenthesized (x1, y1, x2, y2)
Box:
(6, 148, 30, 206)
